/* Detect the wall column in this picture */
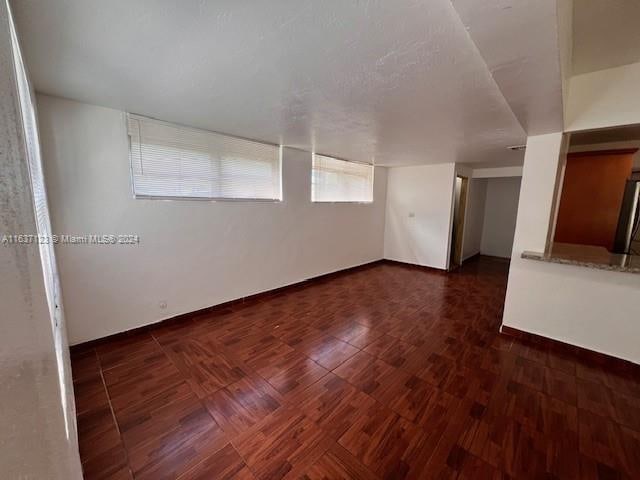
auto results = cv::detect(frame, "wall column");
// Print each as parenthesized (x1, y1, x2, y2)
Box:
(502, 132, 565, 329)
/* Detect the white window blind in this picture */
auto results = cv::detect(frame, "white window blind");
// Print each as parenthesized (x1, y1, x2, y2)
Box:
(128, 115, 282, 200)
(312, 154, 374, 203)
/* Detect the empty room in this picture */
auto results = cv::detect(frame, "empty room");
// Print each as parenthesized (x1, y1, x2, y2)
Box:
(2, 0, 640, 479)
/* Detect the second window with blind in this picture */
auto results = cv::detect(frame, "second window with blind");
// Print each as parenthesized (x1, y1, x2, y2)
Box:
(311, 154, 374, 203)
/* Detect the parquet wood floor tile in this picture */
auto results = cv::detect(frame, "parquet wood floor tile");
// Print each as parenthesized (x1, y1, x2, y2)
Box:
(294, 373, 378, 440)
(162, 337, 249, 398)
(96, 331, 160, 370)
(256, 351, 329, 397)
(299, 442, 379, 480)
(74, 370, 110, 416)
(324, 320, 385, 349)
(332, 350, 397, 398)
(80, 443, 131, 480)
(114, 381, 194, 435)
(71, 257, 640, 479)
(77, 403, 122, 464)
(71, 348, 102, 383)
(203, 375, 283, 439)
(102, 351, 185, 413)
(232, 407, 331, 480)
(302, 334, 360, 371)
(178, 443, 256, 480)
(234, 334, 295, 368)
(127, 422, 227, 480)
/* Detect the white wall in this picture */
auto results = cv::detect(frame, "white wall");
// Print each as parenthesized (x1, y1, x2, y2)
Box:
(0, 3, 81, 478)
(503, 133, 640, 364)
(37, 94, 388, 345)
(462, 178, 487, 260)
(472, 166, 523, 178)
(480, 177, 521, 258)
(384, 163, 456, 270)
(566, 62, 640, 132)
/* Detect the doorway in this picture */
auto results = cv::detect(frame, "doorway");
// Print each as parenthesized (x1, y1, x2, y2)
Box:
(450, 175, 469, 270)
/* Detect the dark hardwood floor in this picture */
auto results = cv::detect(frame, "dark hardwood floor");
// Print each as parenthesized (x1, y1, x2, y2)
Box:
(71, 257, 640, 479)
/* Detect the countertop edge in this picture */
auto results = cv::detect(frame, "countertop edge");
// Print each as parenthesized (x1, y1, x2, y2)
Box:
(521, 251, 640, 275)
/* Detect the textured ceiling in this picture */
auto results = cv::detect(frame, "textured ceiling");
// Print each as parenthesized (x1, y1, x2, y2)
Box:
(450, 0, 564, 136)
(12, 0, 563, 166)
(573, 0, 640, 75)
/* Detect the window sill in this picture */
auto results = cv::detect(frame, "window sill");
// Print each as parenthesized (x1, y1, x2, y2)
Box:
(133, 195, 283, 203)
(311, 201, 374, 204)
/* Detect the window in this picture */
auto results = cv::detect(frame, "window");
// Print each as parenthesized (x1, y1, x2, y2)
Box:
(311, 154, 374, 203)
(128, 115, 282, 200)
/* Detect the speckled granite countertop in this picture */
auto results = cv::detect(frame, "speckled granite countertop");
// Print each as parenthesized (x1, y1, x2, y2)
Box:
(522, 243, 640, 275)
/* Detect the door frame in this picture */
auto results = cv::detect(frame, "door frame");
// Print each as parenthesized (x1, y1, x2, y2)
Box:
(450, 175, 469, 270)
